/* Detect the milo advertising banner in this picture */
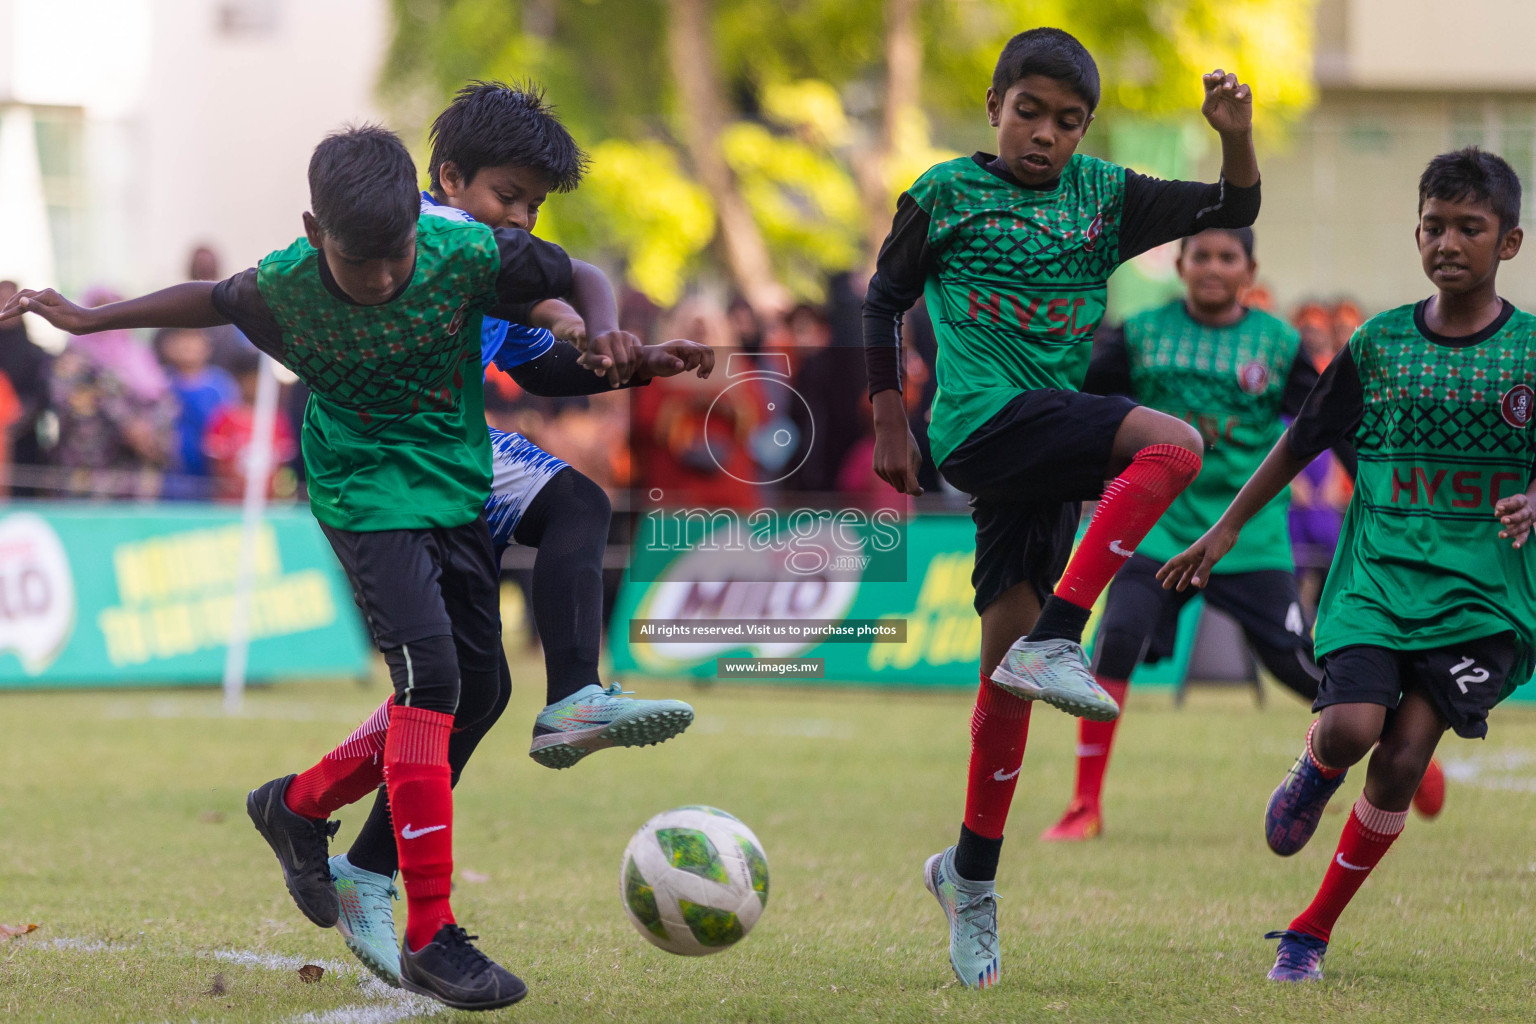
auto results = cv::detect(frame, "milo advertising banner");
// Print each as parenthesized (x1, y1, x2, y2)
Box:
(0, 504, 370, 688)
(611, 513, 1193, 688)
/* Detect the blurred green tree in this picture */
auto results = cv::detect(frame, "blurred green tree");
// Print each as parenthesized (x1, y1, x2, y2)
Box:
(382, 0, 1316, 310)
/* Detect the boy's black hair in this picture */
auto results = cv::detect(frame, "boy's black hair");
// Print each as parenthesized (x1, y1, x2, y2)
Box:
(1180, 226, 1255, 259)
(308, 125, 419, 258)
(428, 81, 587, 195)
(992, 28, 1100, 111)
(1419, 147, 1522, 233)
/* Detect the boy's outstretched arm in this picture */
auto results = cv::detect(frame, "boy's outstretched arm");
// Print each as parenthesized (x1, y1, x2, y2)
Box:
(489, 231, 640, 387)
(566, 259, 642, 389)
(507, 338, 713, 398)
(0, 283, 227, 333)
(1160, 343, 1365, 591)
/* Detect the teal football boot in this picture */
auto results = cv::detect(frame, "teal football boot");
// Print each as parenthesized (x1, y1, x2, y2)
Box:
(529, 683, 694, 769)
(990, 638, 1120, 722)
(923, 846, 1001, 990)
(331, 853, 401, 986)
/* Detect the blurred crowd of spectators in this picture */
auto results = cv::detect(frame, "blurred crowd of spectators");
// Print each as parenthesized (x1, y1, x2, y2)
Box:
(0, 247, 1361, 620)
(0, 247, 296, 503)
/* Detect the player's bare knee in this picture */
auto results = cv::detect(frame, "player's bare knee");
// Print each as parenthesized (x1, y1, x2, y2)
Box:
(1161, 416, 1204, 457)
(1370, 733, 1435, 795)
(1111, 408, 1204, 469)
(1313, 711, 1377, 768)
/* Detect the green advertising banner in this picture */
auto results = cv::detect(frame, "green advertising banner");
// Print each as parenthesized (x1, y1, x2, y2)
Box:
(0, 503, 371, 688)
(610, 513, 1195, 689)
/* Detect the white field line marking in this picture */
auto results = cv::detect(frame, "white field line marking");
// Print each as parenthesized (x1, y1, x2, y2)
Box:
(24, 940, 442, 1023)
(289, 1000, 443, 1024)
(25, 936, 116, 952)
(210, 949, 359, 975)
(207, 949, 442, 1023)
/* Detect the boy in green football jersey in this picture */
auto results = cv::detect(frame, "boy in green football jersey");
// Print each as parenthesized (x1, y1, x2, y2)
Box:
(0, 125, 628, 1010)
(863, 26, 1259, 988)
(323, 82, 710, 988)
(1161, 148, 1536, 983)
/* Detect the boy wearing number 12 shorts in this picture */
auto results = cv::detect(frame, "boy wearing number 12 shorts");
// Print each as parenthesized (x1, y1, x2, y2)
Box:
(1160, 147, 1536, 983)
(861, 27, 1259, 988)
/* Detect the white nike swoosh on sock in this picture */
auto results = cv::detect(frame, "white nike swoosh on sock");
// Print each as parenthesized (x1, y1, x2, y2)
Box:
(1335, 853, 1369, 871)
(992, 766, 1022, 782)
(401, 823, 447, 840)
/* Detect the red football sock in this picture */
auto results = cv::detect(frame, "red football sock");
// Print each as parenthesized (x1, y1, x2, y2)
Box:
(963, 672, 1034, 840)
(284, 699, 392, 819)
(1073, 677, 1130, 808)
(385, 703, 457, 950)
(1054, 444, 1202, 611)
(1289, 795, 1406, 942)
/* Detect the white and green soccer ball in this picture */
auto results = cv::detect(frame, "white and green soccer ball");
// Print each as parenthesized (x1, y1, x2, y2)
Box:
(620, 806, 769, 956)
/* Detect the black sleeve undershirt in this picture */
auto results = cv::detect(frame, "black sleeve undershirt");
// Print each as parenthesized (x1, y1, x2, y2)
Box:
(506, 343, 649, 397)
(862, 192, 933, 398)
(490, 229, 576, 324)
(1285, 345, 1364, 462)
(1281, 348, 1357, 477)
(1081, 324, 1133, 398)
(210, 268, 285, 361)
(1118, 171, 1262, 264)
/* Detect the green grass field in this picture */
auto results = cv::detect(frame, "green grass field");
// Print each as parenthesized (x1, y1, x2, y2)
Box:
(4, 654, 1536, 1023)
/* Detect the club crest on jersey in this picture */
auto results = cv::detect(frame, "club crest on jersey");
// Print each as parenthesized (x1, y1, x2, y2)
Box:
(1082, 211, 1104, 252)
(1501, 383, 1534, 428)
(1238, 361, 1270, 394)
(446, 298, 471, 336)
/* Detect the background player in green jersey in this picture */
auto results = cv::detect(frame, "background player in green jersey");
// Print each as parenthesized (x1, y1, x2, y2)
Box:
(1041, 227, 1335, 841)
(1162, 148, 1536, 983)
(863, 26, 1259, 989)
(0, 126, 627, 1010)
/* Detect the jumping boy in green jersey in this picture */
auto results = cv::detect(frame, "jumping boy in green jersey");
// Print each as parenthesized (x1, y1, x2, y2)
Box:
(1160, 147, 1536, 982)
(862, 25, 1259, 988)
(0, 125, 628, 1011)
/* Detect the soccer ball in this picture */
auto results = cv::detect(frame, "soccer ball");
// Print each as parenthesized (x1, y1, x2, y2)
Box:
(620, 806, 769, 956)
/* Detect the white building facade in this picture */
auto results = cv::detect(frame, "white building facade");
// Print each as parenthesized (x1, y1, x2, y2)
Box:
(0, 0, 388, 300)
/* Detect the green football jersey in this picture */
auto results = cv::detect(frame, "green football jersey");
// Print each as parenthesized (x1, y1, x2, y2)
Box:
(907, 154, 1125, 465)
(1309, 302, 1536, 693)
(251, 214, 502, 531)
(1124, 301, 1300, 571)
